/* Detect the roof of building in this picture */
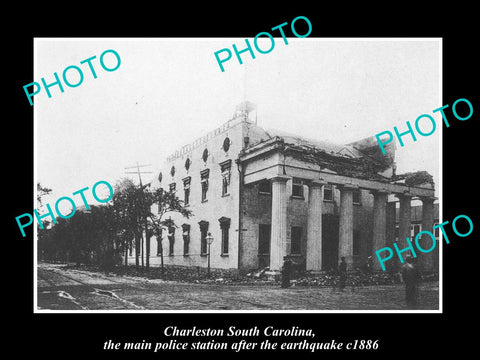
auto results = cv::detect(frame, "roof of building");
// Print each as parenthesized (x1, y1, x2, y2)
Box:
(241, 120, 395, 181)
(264, 128, 364, 158)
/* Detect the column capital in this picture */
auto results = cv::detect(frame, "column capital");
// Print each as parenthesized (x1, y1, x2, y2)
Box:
(270, 175, 290, 183)
(395, 191, 413, 199)
(307, 179, 327, 189)
(370, 188, 389, 196)
(419, 195, 436, 203)
(338, 183, 358, 191)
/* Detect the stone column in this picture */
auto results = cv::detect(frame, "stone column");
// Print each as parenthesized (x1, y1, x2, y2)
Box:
(270, 176, 289, 271)
(371, 190, 388, 271)
(419, 196, 435, 271)
(306, 180, 326, 272)
(338, 184, 356, 267)
(397, 192, 413, 250)
(385, 200, 398, 270)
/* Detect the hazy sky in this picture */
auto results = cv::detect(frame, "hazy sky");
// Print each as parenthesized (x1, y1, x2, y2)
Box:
(35, 38, 441, 212)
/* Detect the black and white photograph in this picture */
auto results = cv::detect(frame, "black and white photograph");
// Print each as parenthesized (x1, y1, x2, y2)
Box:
(34, 38, 441, 312)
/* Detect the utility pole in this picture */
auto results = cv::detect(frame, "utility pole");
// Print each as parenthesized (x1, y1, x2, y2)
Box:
(125, 162, 152, 270)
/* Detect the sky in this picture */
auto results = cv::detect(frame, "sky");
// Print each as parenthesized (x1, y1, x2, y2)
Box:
(35, 38, 441, 213)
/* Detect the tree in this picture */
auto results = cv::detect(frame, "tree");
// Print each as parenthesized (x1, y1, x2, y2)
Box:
(37, 183, 52, 206)
(144, 187, 192, 274)
(112, 178, 151, 270)
(38, 178, 193, 272)
(37, 183, 52, 261)
(37, 196, 121, 268)
(112, 179, 192, 273)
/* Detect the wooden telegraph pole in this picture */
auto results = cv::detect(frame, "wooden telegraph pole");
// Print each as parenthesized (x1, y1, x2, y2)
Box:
(125, 162, 152, 270)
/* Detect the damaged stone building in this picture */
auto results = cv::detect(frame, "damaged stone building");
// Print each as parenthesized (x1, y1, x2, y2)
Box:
(130, 102, 437, 273)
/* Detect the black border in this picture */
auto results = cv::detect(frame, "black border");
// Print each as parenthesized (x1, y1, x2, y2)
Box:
(8, 5, 479, 358)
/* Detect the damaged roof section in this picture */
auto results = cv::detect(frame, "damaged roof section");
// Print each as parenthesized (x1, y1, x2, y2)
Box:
(241, 124, 398, 182)
(391, 171, 435, 188)
(283, 142, 392, 182)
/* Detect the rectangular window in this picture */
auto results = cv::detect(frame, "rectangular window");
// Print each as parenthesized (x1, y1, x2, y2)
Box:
(200, 169, 209, 202)
(258, 179, 271, 194)
(220, 160, 231, 196)
(182, 224, 190, 256)
(199, 221, 209, 255)
(395, 226, 399, 241)
(352, 188, 361, 204)
(258, 224, 271, 255)
(292, 178, 304, 198)
(219, 217, 231, 255)
(168, 227, 175, 256)
(183, 177, 191, 206)
(169, 183, 176, 193)
(412, 224, 421, 238)
(434, 222, 439, 237)
(353, 230, 361, 256)
(323, 184, 333, 201)
(290, 226, 302, 255)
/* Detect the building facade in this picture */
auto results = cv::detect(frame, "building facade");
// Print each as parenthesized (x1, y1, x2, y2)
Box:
(128, 103, 438, 273)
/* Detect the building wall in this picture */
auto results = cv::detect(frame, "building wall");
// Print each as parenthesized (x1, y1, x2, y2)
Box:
(129, 118, 250, 270)
(239, 181, 272, 270)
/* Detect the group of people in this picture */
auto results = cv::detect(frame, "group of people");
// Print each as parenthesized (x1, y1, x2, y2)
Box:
(280, 255, 421, 308)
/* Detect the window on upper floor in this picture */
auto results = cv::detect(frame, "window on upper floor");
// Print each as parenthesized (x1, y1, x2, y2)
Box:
(292, 178, 304, 198)
(259, 179, 271, 194)
(220, 160, 231, 197)
(323, 184, 334, 201)
(200, 169, 209, 202)
(352, 188, 361, 205)
(183, 177, 191, 206)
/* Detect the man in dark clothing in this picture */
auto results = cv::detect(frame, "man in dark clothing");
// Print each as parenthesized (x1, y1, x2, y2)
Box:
(281, 256, 293, 288)
(338, 257, 347, 291)
(401, 256, 421, 307)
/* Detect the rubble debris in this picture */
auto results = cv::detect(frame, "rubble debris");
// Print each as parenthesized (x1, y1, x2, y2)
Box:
(57, 263, 438, 287)
(393, 171, 434, 187)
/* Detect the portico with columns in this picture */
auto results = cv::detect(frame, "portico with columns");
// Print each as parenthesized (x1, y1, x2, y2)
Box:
(238, 135, 437, 273)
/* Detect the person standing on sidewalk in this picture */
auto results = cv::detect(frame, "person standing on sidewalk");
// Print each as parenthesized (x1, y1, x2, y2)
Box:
(401, 255, 421, 307)
(281, 256, 293, 288)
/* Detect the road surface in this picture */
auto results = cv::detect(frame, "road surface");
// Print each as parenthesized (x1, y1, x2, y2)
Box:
(37, 262, 439, 311)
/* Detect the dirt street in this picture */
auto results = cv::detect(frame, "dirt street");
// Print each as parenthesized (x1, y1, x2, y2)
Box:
(37, 262, 439, 311)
